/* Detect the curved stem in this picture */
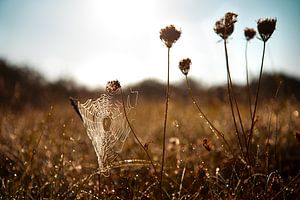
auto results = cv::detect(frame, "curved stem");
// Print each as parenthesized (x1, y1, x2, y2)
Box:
(247, 41, 267, 161)
(185, 76, 234, 156)
(120, 89, 160, 181)
(160, 47, 170, 199)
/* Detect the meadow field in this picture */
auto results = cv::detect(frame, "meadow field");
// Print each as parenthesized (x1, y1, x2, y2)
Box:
(1, 13, 300, 199)
(1, 60, 299, 199)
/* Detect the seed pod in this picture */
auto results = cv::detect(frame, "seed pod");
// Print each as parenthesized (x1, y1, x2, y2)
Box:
(160, 25, 181, 48)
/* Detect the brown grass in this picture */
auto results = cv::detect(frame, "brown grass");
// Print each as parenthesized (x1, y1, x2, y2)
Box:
(0, 94, 299, 199)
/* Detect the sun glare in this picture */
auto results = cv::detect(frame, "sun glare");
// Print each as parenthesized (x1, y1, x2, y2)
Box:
(88, 0, 156, 34)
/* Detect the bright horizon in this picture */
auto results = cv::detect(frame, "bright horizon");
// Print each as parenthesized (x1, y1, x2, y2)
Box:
(0, 0, 299, 89)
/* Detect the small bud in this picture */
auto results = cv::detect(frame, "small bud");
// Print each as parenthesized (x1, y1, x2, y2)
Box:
(179, 58, 192, 75)
(257, 17, 277, 42)
(244, 27, 256, 41)
(214, 12, 238, 40)
(160, 25, 181, 48)
(106, 80, 121, 93)
(202, 138, 212, 152)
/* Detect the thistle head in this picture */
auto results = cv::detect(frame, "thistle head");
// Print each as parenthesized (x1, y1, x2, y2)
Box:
(106, 80, 121, 93)
(257, 17, 277, 42)
(179, 58, 192, 75)
(160, 25, 181, 48)
(244, 27, 256, 41)
(214, 12, 238, 40)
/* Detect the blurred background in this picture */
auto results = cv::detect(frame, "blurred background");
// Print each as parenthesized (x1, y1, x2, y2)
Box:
(0, 0, 300, 89)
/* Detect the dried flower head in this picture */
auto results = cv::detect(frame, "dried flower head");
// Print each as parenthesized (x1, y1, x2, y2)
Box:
(244, 27, 256, 41)
(106, 80, 121, 93)
(160, 25, 181, 48)
(214, 12, 238, 40)
(179, 58, 192, 75)
(257, 17, 277, 42)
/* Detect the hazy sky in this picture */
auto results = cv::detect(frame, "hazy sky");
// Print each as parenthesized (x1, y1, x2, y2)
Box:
(0, 0, 299, 88)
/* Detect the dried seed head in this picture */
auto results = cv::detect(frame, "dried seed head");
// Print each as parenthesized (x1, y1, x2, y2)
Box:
(179, 58, 192, 75)
(257, 17, 277, 42)
(160, 25, 181, 48)
(244, 27, 256, 41)
(106, 80, 121, 93)
(214, 12, 238, 40)
(202, 138, 212, 152)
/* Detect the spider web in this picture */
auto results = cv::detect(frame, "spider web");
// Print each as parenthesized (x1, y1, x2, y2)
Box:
(74, 92, 137, 172)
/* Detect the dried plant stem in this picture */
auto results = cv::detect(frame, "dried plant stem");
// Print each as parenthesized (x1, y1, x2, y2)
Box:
(224, 40, 247, 158)
(265, 80, 282, 173)
(15, 108, 51, 197)
(178, 164, 186, 198)
(29, 128, 44, 172)
(185, 75, 234, 156)
(274, 115, 279, 168)
(266, 112, 272, 173)
(247, 41, 266, 161)
(227, 77, 244, 157)
(160, 47, 171, 199)
(245, 41, 253, 119)
(120, 89, 160, 181)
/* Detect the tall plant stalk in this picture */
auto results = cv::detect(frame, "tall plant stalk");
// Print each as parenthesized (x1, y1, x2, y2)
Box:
(245, 41, 253, 119)
(224, 40, 247, 159)
(247, 41, 266, 160)
(160, 47, 170, 197)
(244, 27, 256, 121)
(159, 25, 181, 198)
